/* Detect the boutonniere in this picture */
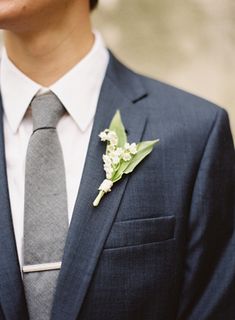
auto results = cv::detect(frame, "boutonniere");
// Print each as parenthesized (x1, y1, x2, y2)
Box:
(93, 110, 159, 207)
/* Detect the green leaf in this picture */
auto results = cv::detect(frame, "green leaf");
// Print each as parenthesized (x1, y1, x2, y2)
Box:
(123, 139, 159, 174)
(112, 160, 130, 183)
(109, 110, 127, 147)
(111, 139, 159, 183)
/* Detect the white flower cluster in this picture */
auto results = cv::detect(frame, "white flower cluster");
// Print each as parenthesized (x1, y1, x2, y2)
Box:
(99, 129, 138, 180)
(99, 129, 118, 146)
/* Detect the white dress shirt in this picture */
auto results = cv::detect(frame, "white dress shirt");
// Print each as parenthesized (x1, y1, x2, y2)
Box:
(0, 31, 109, 268)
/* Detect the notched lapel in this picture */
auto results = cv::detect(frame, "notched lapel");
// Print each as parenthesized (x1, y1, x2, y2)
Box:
(51, 54, 149, 320)
(0, 99, 28, 320)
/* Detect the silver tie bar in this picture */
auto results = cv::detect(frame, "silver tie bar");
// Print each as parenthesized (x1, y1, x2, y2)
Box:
(22, 262, 62, 273)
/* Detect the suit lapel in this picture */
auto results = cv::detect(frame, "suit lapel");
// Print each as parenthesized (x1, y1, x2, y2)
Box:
(0, 99, 28, 319)
(51, 54, 149, 319)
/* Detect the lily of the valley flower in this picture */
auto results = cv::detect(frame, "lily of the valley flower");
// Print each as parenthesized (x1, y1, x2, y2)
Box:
(93, 111, 159, 207)
(100, 131, 138, 179)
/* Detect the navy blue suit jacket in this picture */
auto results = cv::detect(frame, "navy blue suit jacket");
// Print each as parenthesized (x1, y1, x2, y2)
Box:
(0, 53, 234, 319)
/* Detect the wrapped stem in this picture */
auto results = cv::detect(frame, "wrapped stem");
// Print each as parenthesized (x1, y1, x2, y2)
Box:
(93, 190, 105, 207)
(93, 179, 113, 207)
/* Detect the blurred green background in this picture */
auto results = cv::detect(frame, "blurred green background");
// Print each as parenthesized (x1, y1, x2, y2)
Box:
(92, 0, 235, 140)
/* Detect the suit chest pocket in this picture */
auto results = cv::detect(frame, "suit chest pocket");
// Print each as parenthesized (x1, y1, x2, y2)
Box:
(104, 215, 175, 250)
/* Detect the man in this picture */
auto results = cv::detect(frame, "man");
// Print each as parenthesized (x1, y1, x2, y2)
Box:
(0, 0, 234, 319)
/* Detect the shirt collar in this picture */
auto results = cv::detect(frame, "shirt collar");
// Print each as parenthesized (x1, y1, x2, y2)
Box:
(0, 31, 109, 133)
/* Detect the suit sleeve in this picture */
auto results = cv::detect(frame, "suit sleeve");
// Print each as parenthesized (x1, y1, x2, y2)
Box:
(176, 108, 235, 320)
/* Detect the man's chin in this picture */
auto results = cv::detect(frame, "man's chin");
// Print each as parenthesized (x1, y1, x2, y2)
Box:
(0, 14, 23, 32)
(0, 20, 23, 33)
(0, 2, 37, 33)
(0, 15, 35, 34)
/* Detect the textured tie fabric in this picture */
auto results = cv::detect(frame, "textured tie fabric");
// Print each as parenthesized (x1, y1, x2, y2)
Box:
(23, 92, 68, 320)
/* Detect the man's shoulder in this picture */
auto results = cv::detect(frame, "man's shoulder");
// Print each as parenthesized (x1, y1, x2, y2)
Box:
(139, 72, 222, 116)
(107, 53, 229, 139)
(108, 53, 224, 118)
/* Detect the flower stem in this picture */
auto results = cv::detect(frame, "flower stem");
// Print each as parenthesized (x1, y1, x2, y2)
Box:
(93, 190, 105, 207)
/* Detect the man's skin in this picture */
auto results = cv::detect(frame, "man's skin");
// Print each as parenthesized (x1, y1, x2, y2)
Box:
(0, 0, 94, 86)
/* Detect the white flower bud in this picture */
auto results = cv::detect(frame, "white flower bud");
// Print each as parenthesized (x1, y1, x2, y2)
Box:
(122, 152, 132, 161)
(103, 154, 112, 165)
(99, 129, 109, 141)
(115, 147, 123, 156)
(129, 143, 137, 154)
(112, 155, 120, 165)
(107, 131, 118, 146)
(104, 162, 113, 172)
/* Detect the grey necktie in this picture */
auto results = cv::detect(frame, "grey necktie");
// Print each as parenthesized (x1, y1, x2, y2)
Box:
(23, 92, 68, 320)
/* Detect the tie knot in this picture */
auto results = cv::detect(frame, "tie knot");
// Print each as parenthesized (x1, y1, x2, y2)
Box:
(31, 92, 65, 131)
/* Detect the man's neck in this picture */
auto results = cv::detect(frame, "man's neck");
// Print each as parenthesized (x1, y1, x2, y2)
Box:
(3, 3, 94, 87)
